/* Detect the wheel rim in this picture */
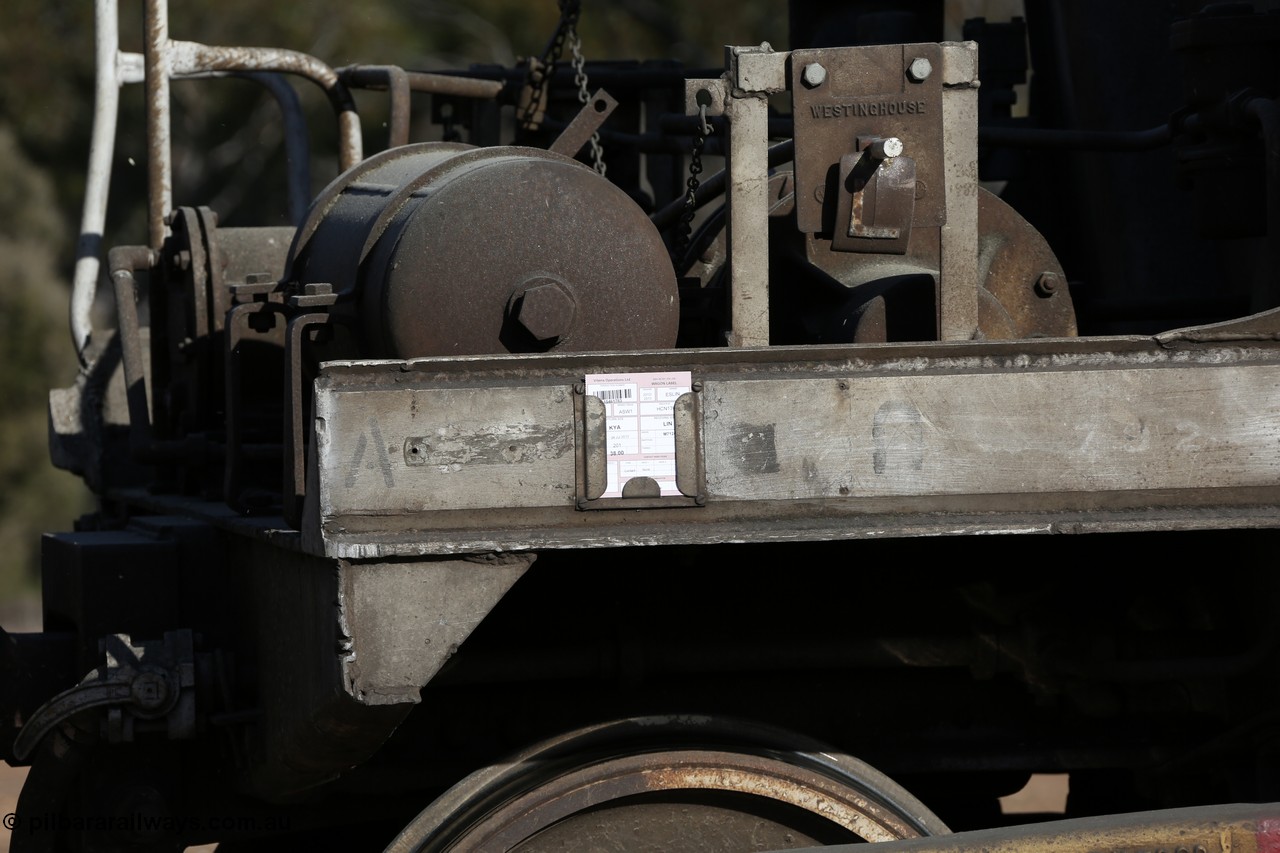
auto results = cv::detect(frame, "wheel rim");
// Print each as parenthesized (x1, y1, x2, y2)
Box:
(385, 716, 948, 852)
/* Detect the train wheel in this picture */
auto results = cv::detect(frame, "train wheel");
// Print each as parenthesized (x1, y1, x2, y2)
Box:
(384, 716, 948, 852)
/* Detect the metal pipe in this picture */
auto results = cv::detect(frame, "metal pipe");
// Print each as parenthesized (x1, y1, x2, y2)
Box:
(405, 71, 504, 99)
(341, 65, 413, 148)
(168, 41, 362, 171)
(144, 0, 172, 250)
(71, 0, 126, 367)
(241, 72, 312, 225)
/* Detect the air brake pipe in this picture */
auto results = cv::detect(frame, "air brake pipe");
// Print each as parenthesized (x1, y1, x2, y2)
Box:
(71, 0, 126, 367)
(341, 66, 505, 149)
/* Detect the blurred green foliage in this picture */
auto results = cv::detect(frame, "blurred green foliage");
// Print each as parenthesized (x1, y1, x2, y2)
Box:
(0, 126, 92, 598)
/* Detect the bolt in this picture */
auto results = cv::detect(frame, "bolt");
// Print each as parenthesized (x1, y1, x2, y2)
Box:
(1035, 271, 1062, 297)
(866, 137, 904, 160)
(130, 671, 170, 711)
(691, 380, 703, 392)
(801, 62, 827, 88)
(514, 277, 577, 341)
(907, 57, 932, 83)
(171, 250, 191, 271)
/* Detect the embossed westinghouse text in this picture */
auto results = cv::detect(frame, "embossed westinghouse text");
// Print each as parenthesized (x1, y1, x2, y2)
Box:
(810, 100, 927, 119)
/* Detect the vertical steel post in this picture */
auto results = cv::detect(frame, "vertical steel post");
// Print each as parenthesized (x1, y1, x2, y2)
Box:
(144, 0, 173, 250)
(938, 41, 981, 341)
(724, 44, 787, 347)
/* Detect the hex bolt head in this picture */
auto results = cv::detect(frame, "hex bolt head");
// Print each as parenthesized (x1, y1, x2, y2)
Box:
(907, 57, 933, 83)
(1035, 271, 1062, 298)
(801, 62, 827, 88)
(514, 278, 577, 341)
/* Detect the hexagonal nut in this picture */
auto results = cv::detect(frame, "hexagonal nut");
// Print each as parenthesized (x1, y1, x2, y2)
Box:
(516, 280, 577, 341)
(907, 57, 932, 83)
(801, 62, 827, 88)
(1034, 271, 1063, 298)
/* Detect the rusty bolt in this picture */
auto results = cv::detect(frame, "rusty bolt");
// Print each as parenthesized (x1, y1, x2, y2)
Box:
(1035, 271, 1062, 297)
(514, 278, 577, 341)
(907, 57, 933, 83)
(801, 62, 827, 88)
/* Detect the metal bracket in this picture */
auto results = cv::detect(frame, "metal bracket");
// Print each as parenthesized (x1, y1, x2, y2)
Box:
(550, 88, 619, 160)
(574, 384, 705, 510)
(833, 144, 917, 254)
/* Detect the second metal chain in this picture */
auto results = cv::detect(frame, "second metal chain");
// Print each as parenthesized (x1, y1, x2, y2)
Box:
(674, 106, 711, 264)
(568, 29, 606, 175)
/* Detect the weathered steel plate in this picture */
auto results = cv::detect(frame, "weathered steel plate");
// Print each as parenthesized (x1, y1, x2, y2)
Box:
(306, 336, 1280, 558)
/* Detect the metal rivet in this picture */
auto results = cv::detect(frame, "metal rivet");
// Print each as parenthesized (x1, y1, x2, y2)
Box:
(866, 137, 904, 160)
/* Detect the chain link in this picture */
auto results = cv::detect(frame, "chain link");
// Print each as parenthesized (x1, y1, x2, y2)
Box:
(569, 30, 606, 175)
(519, 0, 581, 131)
(674, 106, 710, 265)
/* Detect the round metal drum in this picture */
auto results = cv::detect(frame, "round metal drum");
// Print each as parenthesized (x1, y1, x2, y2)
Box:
(290, 143, 679, 358)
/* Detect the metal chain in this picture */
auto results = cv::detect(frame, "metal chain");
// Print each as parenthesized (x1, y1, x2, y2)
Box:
(674, 105, 711, 264)
(519, 0, 581, 130)
(568, 29, 606, 175)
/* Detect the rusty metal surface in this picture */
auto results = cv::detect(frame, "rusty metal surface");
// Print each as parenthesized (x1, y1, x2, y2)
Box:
(384, 716, 947, 853)
(976, 188, 1077, 339)
(791, 803, 1280, 853)
(168, 41, 361, 171)
(305, 334, 1280, 558)
(791, 44, 946, 235)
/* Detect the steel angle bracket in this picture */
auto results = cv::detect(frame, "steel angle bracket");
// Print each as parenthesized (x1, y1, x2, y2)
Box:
(573, 383, 706, 511)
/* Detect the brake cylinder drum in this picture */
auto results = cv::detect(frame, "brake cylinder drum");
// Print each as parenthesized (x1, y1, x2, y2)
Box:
(286, 142, 679, 357)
